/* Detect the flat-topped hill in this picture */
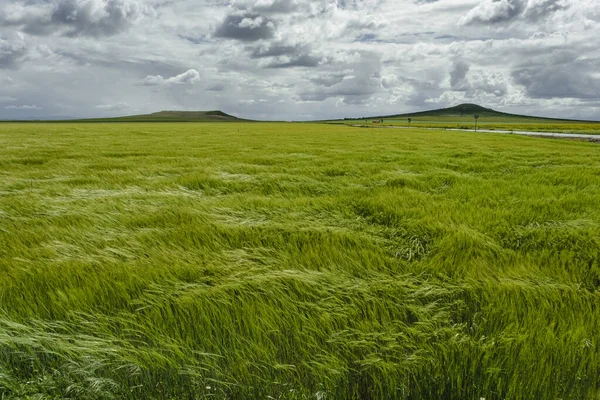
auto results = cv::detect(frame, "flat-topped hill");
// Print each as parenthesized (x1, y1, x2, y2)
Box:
(79, 110, 247, 122)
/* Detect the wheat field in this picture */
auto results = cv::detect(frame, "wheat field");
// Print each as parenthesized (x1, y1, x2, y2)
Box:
(1, 122, 599, 399)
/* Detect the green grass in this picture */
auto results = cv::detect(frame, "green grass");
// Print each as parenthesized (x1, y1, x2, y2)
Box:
(333, 104, 600, 134)
(336, 116, 600, 134)
(1, 122, 599, 399)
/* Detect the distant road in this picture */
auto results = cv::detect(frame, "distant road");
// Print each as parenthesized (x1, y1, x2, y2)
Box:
(352, 125, 600, 141)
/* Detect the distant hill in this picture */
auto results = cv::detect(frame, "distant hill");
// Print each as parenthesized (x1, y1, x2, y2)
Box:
(326, 103, 600, 133)
(368, 103, 581, 121)
(78, 110, 248, 122)
(393, 103, 508, 118)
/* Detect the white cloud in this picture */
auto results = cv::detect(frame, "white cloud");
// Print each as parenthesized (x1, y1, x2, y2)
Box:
(459, 0, 522, 25)
(459, 0, 570, 26)
(95, 102, 129, 111)
(0, 0, 598, 120)
(0, 0, 152, 37)
(5, 104, 42, 110)
(0, 32, 27, 68)
(142, 69, 201, 86)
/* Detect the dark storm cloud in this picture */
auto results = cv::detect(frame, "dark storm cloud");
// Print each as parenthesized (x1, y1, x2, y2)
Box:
(267, 54, 322, 68)
(310, 72, 346, 87)
(249, 41, 322, 68)
(206, 83, 226, 92)
(0, 0, 148, 37)
(250, 43, 304, 59)
(299, 53, 383, 104)
(406, 78, 444, 107)
(0, 34, 27, 69)
(513, 66, 600, 99)
(298, 82, 379, 102)
(180, 35, 207, 45)
(214, 13, 275, 42)
(460, 0, 569, 26)
(450, 60, 469, 90)
(448, 60, 507, 97)
(512, 51, 600, 100)
(354, 33, 378, 42)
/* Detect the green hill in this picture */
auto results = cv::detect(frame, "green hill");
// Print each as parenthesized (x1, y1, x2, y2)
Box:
(332, 103, 600, 134)
(79, 110, 248, 122)
(372, 103, 576, 121)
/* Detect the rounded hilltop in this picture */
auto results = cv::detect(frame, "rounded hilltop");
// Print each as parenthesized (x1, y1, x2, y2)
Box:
(379, 103, 507, 119)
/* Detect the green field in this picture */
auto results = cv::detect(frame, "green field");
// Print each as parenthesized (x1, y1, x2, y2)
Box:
(1, 122, 599, 399)
(339, 116, 600, 134)
(335, 104, 600, 134)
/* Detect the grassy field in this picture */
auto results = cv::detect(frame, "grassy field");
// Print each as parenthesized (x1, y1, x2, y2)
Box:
(337, 116, 600, 134)
(333, 104, 600, 134)
(1, 122, 599, 399)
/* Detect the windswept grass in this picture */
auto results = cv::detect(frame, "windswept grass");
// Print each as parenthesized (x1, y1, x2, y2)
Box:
(332, 103, 600, 134)
(1, 122, 599, 399)
(336, 116, 600, 134)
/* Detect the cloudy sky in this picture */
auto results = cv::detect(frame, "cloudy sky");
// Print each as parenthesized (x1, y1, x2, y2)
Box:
(1, 0, 599, 120)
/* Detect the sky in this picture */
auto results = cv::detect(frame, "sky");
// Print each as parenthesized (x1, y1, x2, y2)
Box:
(1, 0, 599, 121)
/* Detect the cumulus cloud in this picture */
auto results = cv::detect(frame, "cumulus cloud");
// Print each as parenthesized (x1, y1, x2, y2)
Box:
(0, 0, 599, 121)
(0, 33, 27, 68)
(460, 0, 522, 25)
(142, 69, 201, 86)
(253, 0, 300, 14)
(512, 65, 600, 99)
(250, 42, 306, 59)
(231, 0, 312, 15)
(469, 71, 508, 97)
(450, 60, 470, 90)
(459, 0, 570, 25)
(0, 0, 149, 37)
(247, 41, 323, 68)
(310, 72, 347, 88)
(406, 78, 445, 108)
(214, 13, 276, 42)
(381, 74, 398, 89)
(449, 61, 507, 97)
(299, 52, 383, 105)
(510, 49, 600, 99)
(268, 54, 322, 68)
